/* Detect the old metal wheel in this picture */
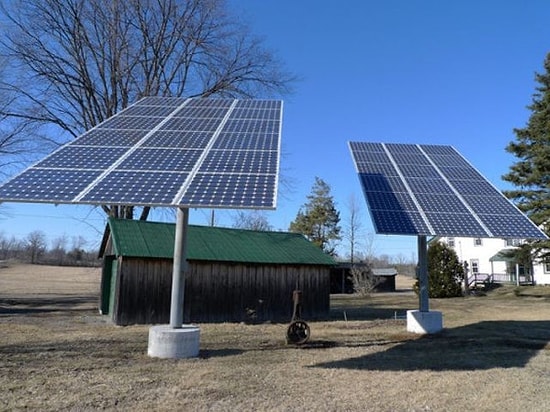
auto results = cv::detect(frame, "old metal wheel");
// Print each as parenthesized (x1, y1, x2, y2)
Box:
(286, 320, 310, 345)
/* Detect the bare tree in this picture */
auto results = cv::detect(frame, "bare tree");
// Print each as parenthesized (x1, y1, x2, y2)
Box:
(0, 231, 24, 260)
(0, 61, 42, 178)
(391, 253, 415, 277)
(349, 265, 379, 297)
(50, 234, 68, 265)
(26, 230, 47, 264)
(0, 0, 295, 219)
(232, 210, 273, 231)
(343, 193, 363, 264)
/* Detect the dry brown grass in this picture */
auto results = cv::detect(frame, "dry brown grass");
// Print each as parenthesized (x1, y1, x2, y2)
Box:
(2, 264, 550, 411)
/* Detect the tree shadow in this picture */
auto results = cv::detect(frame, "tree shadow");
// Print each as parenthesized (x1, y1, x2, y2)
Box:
(199, 348, 244, 358)
(0, 295, 98, 315)
(311, 321, 550, 371)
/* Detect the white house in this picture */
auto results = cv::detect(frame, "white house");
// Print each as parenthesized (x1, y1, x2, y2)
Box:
(436, 236, 550, 286)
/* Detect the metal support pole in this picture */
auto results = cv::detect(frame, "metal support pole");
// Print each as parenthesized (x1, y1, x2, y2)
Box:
(170, 207, 189, 328)
(417, 235, 429, 312)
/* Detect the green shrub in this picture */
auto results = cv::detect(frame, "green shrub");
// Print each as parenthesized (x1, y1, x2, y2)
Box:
(414, 240, 464, 298)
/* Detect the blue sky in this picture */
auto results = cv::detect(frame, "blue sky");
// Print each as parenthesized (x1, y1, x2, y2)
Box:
(2, 1, 550, 260)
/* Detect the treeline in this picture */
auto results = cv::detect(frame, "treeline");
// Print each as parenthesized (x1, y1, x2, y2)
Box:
(0, 230, 100, 267)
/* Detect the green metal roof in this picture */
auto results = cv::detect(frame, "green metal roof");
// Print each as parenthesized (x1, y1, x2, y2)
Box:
(104, 218, 336, 266)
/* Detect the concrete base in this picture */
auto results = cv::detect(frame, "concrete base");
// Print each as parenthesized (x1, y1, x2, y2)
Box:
(406, 310, 443, 334)
(148, 325, 200, 359)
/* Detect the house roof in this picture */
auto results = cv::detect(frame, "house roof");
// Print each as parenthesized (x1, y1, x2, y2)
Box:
(372, 268, 398, 277)
(489, 249, 518, 263)
(101, 218, 336, 266)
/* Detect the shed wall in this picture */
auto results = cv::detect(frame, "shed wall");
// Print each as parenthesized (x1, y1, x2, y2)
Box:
(108, 257, 330, 325)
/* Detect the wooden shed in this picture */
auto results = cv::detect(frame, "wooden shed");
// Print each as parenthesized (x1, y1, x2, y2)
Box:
(330, 263, 397, 293)
(99, 218, 335, 325)
(371, 268, 397, 292)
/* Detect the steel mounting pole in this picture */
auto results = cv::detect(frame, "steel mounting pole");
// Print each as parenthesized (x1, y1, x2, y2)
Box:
(418, 235, 429, 312)
(170, 207, 189, 328)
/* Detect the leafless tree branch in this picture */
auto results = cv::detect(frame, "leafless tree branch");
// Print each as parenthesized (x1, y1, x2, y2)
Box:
(0, 0, 296, 219)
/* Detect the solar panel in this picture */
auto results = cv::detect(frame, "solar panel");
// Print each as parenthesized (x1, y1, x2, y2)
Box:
(349, 142, 547, 239)
(0, 98, 283, 209)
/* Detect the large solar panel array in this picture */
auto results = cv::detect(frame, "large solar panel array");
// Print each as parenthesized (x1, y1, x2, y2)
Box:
(349, 142, 547, 239)
(0, 97, 282, 209)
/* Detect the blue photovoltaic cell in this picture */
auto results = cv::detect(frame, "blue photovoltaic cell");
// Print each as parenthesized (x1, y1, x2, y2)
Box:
(415, 194, 469, 213)
(370, 210, 432, 235)
(74, 129, 149, 147)
(36, 146, 128, 169)
(420, 145, 457, 156)
(425, 212, 487, 237)
(213, 132, 278, 151)
(199, 150, 277, 174)
(80, 171, 189, 205)
(185, 98, 234, 108)
(0, 97, 282, 209)
(478, 214, 546, 238)
(355, 162, 400, 176)
(119, 105, 180, 117)
(428, 154, 471, 169)
(451, 180, 501, 196)
(142, 131, 212, 149)
(437, 166, 484, 180)
(399, 164, 441, 178)
(137, 96, 187, 107)
(349, 141, 384, 154)
(349, 141, 547, 239)
(359, 174, 408, 193)
(117, 148, 202, 171)
(463, 195, 519, 215)
(363, 191, 417, 211)
(99, 115, 165, 130)
(0, 169, 102, 202)
(179, 173, 276, 208)
(407, 178, 455, 194)
(390, 152, 432, 166)
(354, 151, 392, 164)
(231, 107, 281, 120)
(222, 119, 280, 134)
(159, 117, 222, 132)
(172, 107, 229, 119)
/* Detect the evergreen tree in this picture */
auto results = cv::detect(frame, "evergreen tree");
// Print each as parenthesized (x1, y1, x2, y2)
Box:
(415, 240, 463, 298)
(289, 177, 341, 255)
(503, 52, 550, 252)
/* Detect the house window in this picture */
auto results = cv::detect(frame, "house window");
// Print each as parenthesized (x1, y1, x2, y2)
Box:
(506, 239, 522, 247)
(545, 260, 550, 274)
(470, 259, 479, 274)
(474, 238, 482, 246)
(447, 237, 455, 248)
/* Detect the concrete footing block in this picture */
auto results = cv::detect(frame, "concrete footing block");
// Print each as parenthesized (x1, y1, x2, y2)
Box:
(406, 310, 443, 334)
(148, 325, 200, 359)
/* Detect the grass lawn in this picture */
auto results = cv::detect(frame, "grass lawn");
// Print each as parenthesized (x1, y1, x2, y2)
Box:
(2, 265, 550, 411)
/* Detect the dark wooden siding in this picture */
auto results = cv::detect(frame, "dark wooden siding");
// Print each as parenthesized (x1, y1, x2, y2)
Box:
(110, 257, 330, 325)
(374, 275, 396, 292)
(114, 258, 173, 325)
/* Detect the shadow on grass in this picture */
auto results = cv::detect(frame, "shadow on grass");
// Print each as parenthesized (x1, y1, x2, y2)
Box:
(200, 348, 244, 358)
(0, 295, 98, 315)
(311, 320, 550, 371)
